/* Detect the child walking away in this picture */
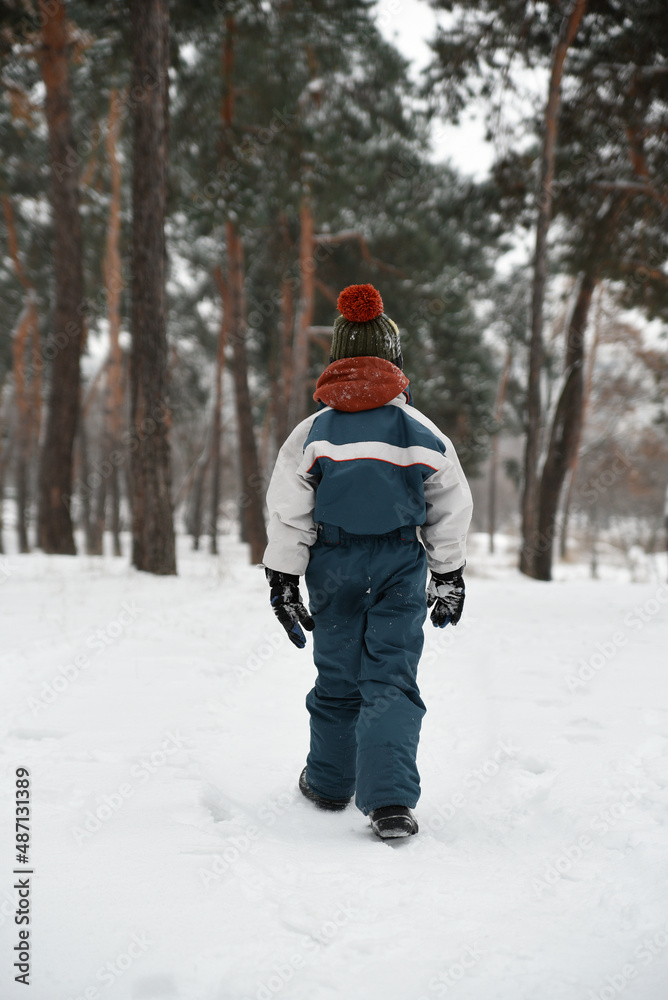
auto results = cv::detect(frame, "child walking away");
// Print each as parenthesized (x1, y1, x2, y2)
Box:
(263, 284, 473, 840)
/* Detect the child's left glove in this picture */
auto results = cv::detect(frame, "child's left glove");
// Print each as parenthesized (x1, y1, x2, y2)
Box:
(426, 567, 465, 628)
(265, 568, 315, 649)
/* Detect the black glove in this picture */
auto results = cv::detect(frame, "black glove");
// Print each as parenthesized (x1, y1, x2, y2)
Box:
(265, 568, 315, 649)
(426, 567, 465, 628)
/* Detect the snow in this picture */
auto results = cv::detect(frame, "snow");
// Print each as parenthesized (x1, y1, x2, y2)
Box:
(1, 533, 668, 1000)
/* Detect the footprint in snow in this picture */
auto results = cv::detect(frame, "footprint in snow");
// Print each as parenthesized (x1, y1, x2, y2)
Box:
(7, 727, 67, 741)
(131, 974, 178, 998)
(200, 783, 234, 823)
(515, 756, 549, 775)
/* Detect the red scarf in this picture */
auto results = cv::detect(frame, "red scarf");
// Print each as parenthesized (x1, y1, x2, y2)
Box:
(313, 356, 409, 413)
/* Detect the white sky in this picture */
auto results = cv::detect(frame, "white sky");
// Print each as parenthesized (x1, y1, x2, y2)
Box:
(375, 0, 495, 178)
(376, 1, 553, 273)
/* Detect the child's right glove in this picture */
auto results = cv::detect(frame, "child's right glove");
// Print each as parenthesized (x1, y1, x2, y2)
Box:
(265, 568, 315, 649)
(426, 567, 465, 628)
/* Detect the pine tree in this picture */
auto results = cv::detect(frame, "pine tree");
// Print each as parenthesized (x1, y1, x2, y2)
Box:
(128, 0, 176, 574)
(35, 0, 86, 554)
(425, 0, 668, 576)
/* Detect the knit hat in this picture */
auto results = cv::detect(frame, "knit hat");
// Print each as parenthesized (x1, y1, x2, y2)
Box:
(331, 284, 401, 365)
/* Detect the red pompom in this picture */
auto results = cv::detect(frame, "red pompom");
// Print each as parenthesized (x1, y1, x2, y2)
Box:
(337, 284, 383, 323)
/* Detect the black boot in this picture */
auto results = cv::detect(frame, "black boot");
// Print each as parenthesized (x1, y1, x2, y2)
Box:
(298, 767, 351, 812)
(369, 805, 418, 839)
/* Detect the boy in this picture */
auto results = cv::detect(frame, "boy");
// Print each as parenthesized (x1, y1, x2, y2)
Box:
(263, 284, 473, 839)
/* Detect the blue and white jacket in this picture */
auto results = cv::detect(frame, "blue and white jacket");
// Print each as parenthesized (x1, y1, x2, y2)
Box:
(263, 356, 473, 576)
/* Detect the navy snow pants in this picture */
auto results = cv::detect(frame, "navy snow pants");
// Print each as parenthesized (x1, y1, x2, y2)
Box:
(303, 523, 428, 815)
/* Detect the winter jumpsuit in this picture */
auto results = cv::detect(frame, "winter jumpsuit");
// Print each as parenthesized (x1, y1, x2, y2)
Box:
(263, 356, 473, 814)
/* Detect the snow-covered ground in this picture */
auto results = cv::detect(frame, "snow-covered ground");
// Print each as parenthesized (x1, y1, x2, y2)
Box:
(1, 532, 668, 1000)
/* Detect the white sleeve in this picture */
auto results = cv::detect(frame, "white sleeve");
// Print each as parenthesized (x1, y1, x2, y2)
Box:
(419, 438, 473, 575)
(262, 417, 318, 576)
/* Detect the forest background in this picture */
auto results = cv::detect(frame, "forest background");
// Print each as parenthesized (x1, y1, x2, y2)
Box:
(1, 0, 667, 581)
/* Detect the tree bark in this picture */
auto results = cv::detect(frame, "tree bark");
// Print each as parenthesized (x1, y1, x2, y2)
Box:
(82, 360, 108, 557)
(186, 438, 210, 551)
(664, 483, 668, 584)
(87, 428, 107, 556)
(519, 0, 588, 577)
(0, 399, 6, 556)
(12, 303, 36, 553)
(220, 16, 266, 564)
(275, 216, 295, 449)
(0, 379, 6, 555)
(488, 344, 512, 555)
(288, 190, 315, 428)
(210, 267, 230, 555)
(559, 282, 603, 558)
(36, 0, 85, 554)
(533, 270, 596, 580)
(0, 379, 15, 558)
(129, 0, 176, 574)
(226, 222, 267, 564)
(104, 88, 125, 557)
(90, 479, 107, 555)
(77, 412, 92, 551)
(3, 195, 41, 554)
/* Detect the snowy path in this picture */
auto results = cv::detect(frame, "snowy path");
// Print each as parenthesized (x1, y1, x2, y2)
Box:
(1, 538, 668, 1000)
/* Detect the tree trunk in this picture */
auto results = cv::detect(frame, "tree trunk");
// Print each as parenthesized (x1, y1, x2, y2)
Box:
(0, 380, 14, 557)
(36, 0, 85, 555)
(488, 344, 512, 554)
(275, 216, 295, 449)
(88, 451, 107, 555)
(77, 412, 92, 551)
(227, 223, 267, 564)
(110, 453, 122, 555)
(210, 268, 230, 556)
(0, 381, 5, 555)
(559, 282, 603, 558)
(11, 303, 36, 554)
(519, 0, 589, 577)
(259, 392, 274, 477)
(664, 482, 668, 584)
(104, 88, 125, 557)
(129, 0, 176, 575)
(220, 17, 266, 564)
(3, 195, 42, 553)
(288, 190, 315, 429)
(0, 403, 5, 556)
(534, 270, 596, 580)
(78, 361, 107, 553)
(589, 504, 599, 580)
(187, 441, 210, 550)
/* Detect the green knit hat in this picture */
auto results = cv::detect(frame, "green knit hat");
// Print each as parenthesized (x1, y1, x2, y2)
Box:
(331, 284, 401, 363)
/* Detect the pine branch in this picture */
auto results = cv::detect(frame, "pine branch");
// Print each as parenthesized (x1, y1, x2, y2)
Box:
(313, 230, 405, 277)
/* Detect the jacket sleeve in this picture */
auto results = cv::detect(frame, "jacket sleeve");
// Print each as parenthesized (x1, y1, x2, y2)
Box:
(262, 418, 318, 576)
(420, 436, 473, 575)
